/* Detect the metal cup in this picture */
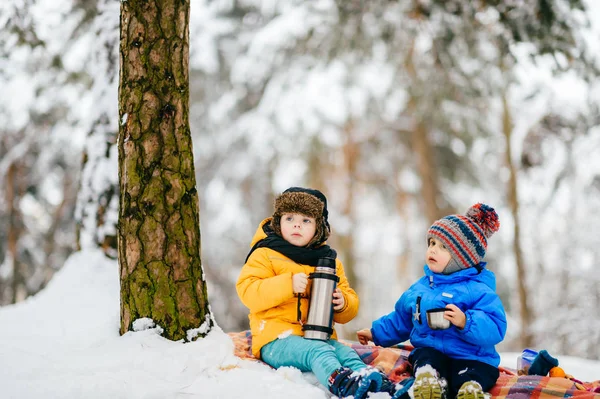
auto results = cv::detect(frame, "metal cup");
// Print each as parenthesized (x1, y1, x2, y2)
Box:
(426, 308, 451, 330)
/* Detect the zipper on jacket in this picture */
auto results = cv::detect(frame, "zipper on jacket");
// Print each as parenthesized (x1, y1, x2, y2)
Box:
(415, 296, 422, 324)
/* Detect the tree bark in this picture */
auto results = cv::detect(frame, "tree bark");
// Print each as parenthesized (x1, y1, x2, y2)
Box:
(6, 160, 28, 303)
(502, 92, 533, 348)
(7, 162, 20, 303)
(118, 0, 213, 341)
(337, 124, 358, 288)
(411, 124, 449, 224)
(404, 39, 451, 224)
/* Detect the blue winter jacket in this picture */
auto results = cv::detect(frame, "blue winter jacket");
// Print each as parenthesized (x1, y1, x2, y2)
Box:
(370, 263, 507, 367)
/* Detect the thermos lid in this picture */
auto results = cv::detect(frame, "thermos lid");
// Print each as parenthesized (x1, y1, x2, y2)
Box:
(316, 257, 336, 269)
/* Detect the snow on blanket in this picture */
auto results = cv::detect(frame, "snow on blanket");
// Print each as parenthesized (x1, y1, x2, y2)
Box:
(227, 331, 600, 399)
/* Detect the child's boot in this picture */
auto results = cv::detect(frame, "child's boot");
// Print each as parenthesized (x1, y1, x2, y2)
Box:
(379, 373, 397, 396)
(328, 366, 382, 399)
(456, 381, 485, 399)
(391, 376, 415, 399)
(377, 371, 416, 399)
(528, 350, 559, 376)
(411, 366, 444, 399)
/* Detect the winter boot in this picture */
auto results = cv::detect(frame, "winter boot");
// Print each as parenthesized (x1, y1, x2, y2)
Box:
(328, 367, 383, 399)
(528, 350, 559, 376)
(456, 381, 485, 399)
(391, 377, 415, 399)
(379, 373, 396, 395)
(377, 372, 416, 399)
(411, 367, 444, 399)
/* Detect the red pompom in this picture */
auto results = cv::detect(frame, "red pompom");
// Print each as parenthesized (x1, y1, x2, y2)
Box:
(466, 203, 499, 238)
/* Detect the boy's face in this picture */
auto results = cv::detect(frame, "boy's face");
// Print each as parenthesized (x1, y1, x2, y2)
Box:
(426, 237, 452, 273)
(280, 213, 317, 247)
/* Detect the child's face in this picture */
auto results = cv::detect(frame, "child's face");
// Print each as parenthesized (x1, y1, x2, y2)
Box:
(280, 213, 317, 247)
(426, 237, 452, 273)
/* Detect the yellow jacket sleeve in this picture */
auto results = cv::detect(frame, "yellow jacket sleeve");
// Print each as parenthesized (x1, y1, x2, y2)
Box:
(236, 248, 296, 313)
(332, 258, 359, 324)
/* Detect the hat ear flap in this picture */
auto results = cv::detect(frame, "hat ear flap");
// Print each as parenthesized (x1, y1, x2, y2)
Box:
(442, 258, 463, 274)
(307, 218, 330, 248)
(270, 216, 282, 237)
(321, 221, 330, 242)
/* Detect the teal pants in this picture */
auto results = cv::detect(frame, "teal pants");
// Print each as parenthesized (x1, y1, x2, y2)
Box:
(260, 335, 366, 388)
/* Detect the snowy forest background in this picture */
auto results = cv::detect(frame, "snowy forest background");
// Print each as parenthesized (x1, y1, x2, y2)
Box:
(1, 0, 599, 362)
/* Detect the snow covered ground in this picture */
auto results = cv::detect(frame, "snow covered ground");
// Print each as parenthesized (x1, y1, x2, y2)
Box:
(0, 249, 598, 399)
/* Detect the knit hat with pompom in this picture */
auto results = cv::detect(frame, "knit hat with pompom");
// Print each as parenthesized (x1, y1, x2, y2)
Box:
(427, 203, 500, 274)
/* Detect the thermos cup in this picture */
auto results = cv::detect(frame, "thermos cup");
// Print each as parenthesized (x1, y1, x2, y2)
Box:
(303, 257, 340, 340)
(426, 308, 451, 330)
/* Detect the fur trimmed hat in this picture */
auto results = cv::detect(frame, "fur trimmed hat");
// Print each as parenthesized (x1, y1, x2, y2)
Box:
(427, 203, 500, 274)
(270, 187, 330, 247)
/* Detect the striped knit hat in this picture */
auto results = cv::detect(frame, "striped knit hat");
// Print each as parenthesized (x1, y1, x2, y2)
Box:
(427, 203, 500, 274)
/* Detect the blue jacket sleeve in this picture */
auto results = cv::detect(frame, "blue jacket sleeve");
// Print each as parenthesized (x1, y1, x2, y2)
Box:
(458, 285, 507, 346)
(371, 293, 413, 347)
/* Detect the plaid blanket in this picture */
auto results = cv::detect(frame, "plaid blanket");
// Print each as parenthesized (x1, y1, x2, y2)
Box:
(227, 331, 600, 398)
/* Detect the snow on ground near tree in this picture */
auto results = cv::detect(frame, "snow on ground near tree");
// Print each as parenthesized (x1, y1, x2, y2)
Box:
(0, 250, 598, 399)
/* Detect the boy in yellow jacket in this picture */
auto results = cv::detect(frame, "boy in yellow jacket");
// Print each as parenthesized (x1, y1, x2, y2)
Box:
(236, 187, 384, 399)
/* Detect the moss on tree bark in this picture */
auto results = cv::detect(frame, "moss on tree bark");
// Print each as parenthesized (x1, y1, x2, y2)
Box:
(118, 0, 212, 341)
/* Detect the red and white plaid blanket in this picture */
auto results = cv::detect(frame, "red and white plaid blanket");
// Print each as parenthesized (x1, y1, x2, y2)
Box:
(227, 331, 600, 398)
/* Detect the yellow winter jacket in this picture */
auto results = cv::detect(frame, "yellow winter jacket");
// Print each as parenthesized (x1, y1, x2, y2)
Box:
(236, 218, 359, 358)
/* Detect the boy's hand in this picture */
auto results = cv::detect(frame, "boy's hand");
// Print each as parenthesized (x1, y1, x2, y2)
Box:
(356, 329, 373, 345)
(444, 304, 466, 329)
(332, 288, 345, 311)
(292, 273, 308, 294)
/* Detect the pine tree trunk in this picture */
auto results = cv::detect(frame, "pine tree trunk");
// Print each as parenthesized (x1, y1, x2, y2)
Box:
(118, 0, 213, 341)
(338, 123, 358, 287)
(501, 92, 533, 348)
(411, 124, 448, 224)
(405, 40, 452, 224)
(6, 162, 23, 303)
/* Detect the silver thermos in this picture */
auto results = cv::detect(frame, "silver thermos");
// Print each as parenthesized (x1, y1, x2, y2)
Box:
(303, 257, 340, 340)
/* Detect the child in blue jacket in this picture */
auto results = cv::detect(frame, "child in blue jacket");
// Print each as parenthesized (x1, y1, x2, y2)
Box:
(357, 203, 507, 399)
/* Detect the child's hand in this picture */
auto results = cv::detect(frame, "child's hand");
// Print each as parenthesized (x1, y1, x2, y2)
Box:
(356, 329, 373, 345)
(444, 304, 466, 329)
(332, 288, 345, 311)
(292, 273, 308, 294)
